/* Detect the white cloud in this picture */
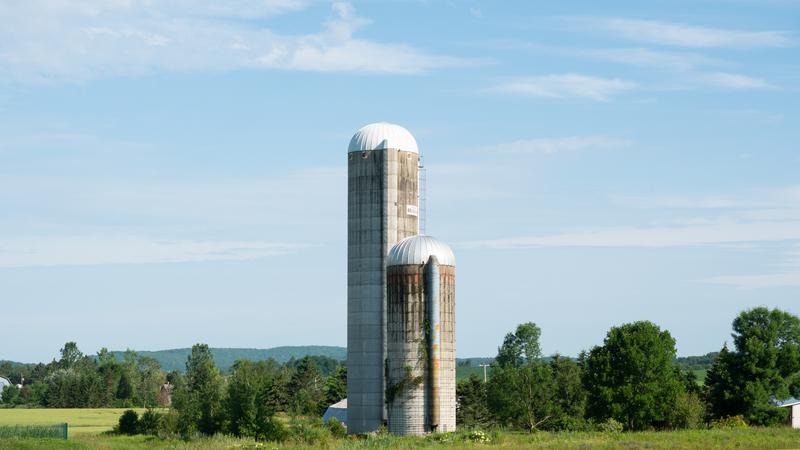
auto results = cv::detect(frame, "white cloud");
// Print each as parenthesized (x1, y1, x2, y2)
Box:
(706, 272, 800, 288)
(702, 72, 774, 90)
(0, 1, 467, 82)
(615, 186, 800, 211)
(492, 74, 637, 101)
(584, 48, 724, 71)
(575, 18, 792, 48)
(481, 136, 632, 154)
(458, 221, 800, 249)
(0, 236, 309, 268)
(706, 247, 800, 289)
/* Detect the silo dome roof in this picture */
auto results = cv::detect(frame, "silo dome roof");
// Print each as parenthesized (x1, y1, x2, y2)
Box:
(387, 235, 455, 267)
(348, 122, 419, 153)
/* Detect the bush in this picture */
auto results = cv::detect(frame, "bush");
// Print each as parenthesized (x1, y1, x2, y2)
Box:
(117, 409, 139, 435)
(710, 415, 748, 429)
(669, 392, 706, 429)
(138, 409, 162, 435)
(326, 417, 347, 438)
(287, 418, 330, 445)
(256, 417, 289, 442)
(157, 410, 181, 439)
(465, 429, 491, 443)
(597, 418, 624, 433)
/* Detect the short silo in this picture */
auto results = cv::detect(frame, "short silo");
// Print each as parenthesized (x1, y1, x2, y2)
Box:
(386, 235, 456, 435)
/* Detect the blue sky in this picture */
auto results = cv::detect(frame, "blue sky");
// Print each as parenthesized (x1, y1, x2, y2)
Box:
(1, 0, 799, 362)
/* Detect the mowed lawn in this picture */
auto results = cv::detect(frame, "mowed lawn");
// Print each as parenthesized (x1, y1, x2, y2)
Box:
(0, 409, 140, 435)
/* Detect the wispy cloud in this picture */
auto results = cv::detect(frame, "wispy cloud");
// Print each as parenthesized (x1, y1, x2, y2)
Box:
(706, 246, 800, 289)
(701, 72, 775, 90)
(481, 136, 632, 154)
(0, 1, 468, 83)
(491, 74, 637, 101)
(458, 220, 800, 249)
(0, 236, 309, 268)
(583, 47, 724, 71)
(572, 18, 793, 48)
(707, 272, 800, 288)
(614, 186, 800, 211)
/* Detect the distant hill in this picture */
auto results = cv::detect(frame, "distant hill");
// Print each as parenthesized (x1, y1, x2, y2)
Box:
(110, 346, 346, 373)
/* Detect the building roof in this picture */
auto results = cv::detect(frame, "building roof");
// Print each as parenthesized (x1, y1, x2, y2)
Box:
(322, 398, 347, 424)
(772, 397, 800, 408)
(348, 122, 419, 153)
(387, 235, 455, 267)
(0, 377, 10, 390)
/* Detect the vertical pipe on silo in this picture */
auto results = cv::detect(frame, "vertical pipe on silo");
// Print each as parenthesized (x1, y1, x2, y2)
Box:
(426, 255, 441, 432)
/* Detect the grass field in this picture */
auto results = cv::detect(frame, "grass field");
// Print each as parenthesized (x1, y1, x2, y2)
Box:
(1, 428, 800, 449)
(456, 365, 486, 381)
(0, 409, 142, 435)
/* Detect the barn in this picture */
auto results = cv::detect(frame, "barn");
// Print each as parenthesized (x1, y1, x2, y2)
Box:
(772, 398, 800, 429)
(322, 398, 347, 426)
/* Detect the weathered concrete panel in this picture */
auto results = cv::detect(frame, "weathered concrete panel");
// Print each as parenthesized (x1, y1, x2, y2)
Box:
(348, 149, 419, 433)
(386, 264, 456, 435)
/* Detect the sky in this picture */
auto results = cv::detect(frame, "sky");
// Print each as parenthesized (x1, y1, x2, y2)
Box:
(1, 0, 799, 363)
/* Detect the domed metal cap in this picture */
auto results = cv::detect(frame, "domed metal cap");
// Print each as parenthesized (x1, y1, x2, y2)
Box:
(348, 122, 419, 153)
(387, 235, 455, 267)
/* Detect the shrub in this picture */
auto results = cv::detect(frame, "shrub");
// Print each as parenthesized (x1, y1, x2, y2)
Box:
(117, 409, 139, 435)
(465, 429, 491, 443)
(138, 409, 162, 435)
(710, 415, 748, 429)
(288, 418, 330, 445)
(256, 417, 289, 442)
(597, 418, 624, 433)
(157, 410, 181, 439)
(326, 417, 347, 438)
(669, 392, 706, 429)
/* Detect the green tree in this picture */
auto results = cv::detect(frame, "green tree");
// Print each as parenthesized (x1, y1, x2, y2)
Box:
(118, 409, 140, 435)
(324, 365, 347, 406)
(548, 355, 587, 430)
(1, 384, 21, 405)
(286, 356, 325, 415)
(705, 307, 800, 425)
(496, 322, 542, 368)
(456, 374, 492, 428)
(136, 356, 163, 408)
(487, 361, 555, 431)
(116, 372, 134, 402)
(582, 321, 685, 430)
(226, 360, 279, 437)
(174, 344, 225, 436)
(58, 342, 83, 370)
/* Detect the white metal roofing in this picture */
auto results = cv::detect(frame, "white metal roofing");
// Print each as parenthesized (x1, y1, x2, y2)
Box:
(387, 235, 455, 267)
(348, 122, 419, 153)
(772, 397, 800, 408)
(0, 377, 10, 391)
(322, 398, 347, 424)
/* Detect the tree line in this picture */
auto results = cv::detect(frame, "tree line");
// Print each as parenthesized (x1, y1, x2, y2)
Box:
(457, 306, 800, 431)
(0, 342, 345, 416)
(115, 344, 348, 440)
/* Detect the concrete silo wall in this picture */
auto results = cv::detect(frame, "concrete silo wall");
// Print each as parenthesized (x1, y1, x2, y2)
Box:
(347, 149, 419, 433)
(386, 264, 456, 435)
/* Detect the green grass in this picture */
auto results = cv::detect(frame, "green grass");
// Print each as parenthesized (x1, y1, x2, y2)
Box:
(2, 428, 800, 449)
(0, 408, 143, 435)
(693, 369, 708, 384)
(456, 365, 486, 381)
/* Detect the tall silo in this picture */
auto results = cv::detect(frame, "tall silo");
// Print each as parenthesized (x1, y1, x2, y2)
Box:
(386, 235, 456, 435)
(347, 122, 420, 433)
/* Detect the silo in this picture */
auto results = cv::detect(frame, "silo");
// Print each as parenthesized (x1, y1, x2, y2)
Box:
(347, 122, 420, 433)
(386, 235, 456, 435)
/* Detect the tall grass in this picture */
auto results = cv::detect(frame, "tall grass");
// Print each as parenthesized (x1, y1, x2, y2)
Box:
(0, 424, 66, 439)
